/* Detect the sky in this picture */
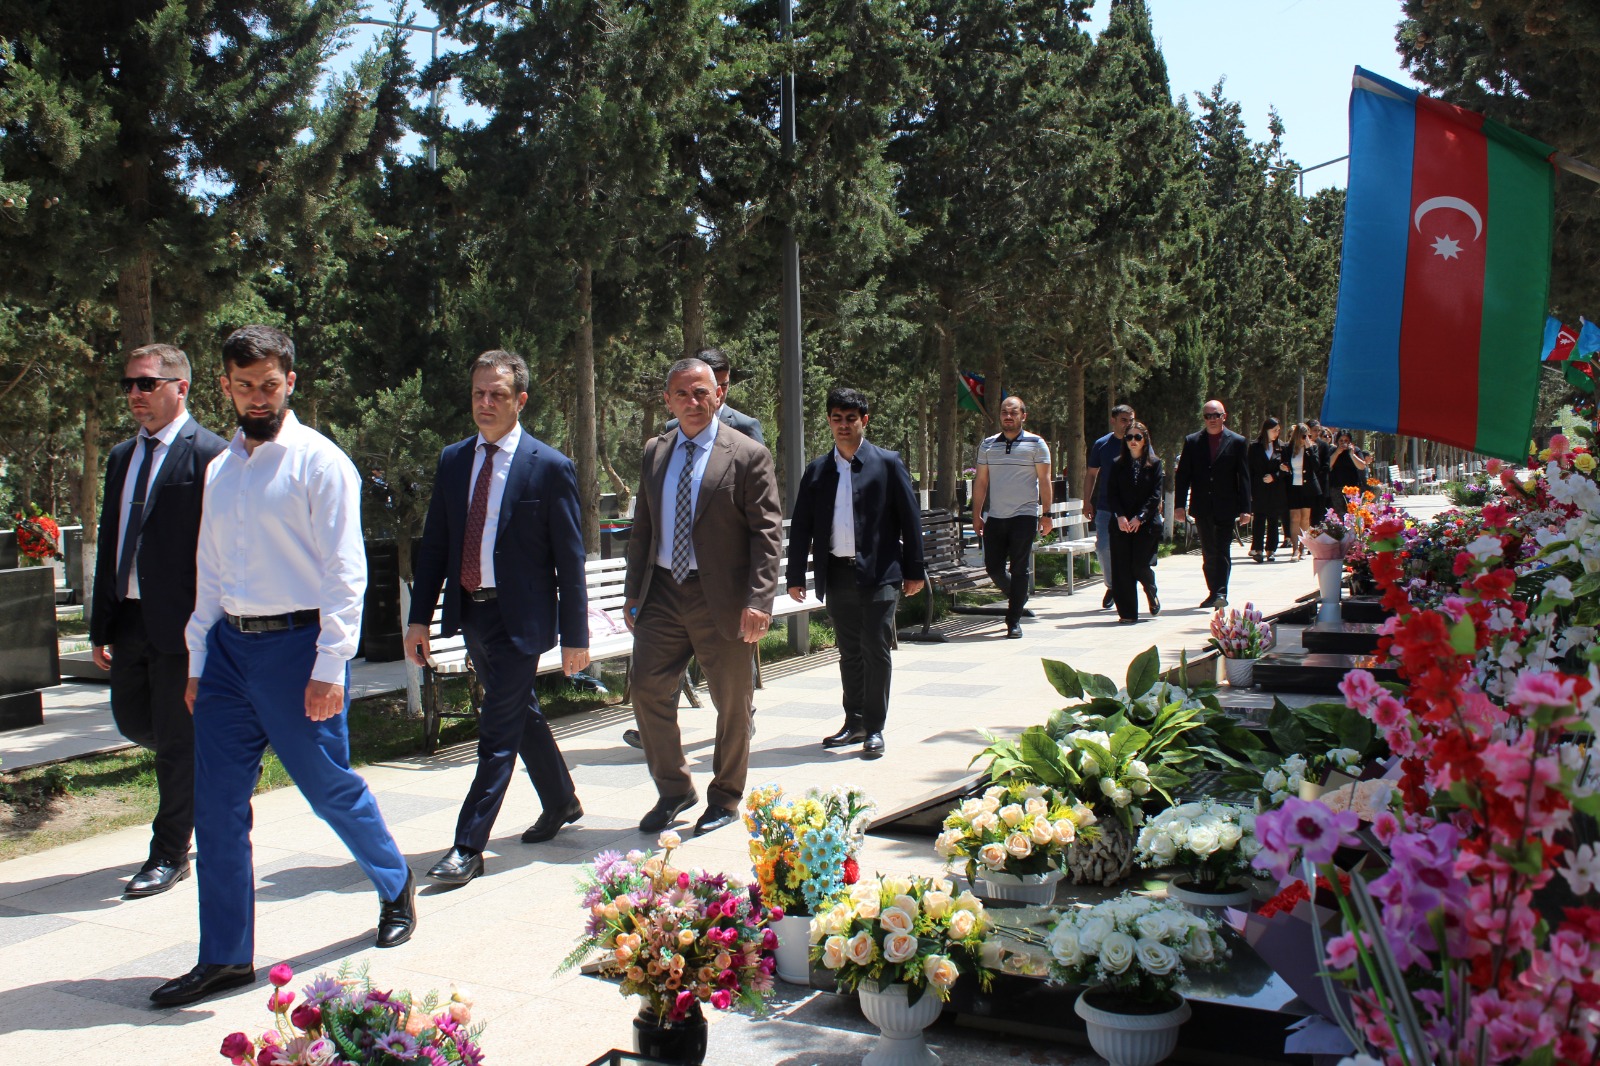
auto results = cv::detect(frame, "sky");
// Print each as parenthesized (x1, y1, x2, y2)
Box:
(338, 0, 1426, 195)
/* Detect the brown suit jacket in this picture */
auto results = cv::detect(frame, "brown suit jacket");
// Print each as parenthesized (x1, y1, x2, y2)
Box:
(625, 424, 784, 640)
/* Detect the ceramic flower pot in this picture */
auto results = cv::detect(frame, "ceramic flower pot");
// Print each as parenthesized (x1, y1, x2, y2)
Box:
(1315, 558, 1344, 624)
(858, 980, 943, 1066)
(1165, 874, 1253, 914)
(1074, 989, 1191, 1066)
(1221, 656, 1256, 688)
(972, 868, 1063, 906)
(774, 912, 813, 985)
(1066, 818, 1135, 886)
(633, 1001, 709, 1065)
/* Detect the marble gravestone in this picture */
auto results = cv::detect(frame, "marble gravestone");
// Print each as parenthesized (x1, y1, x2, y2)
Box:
(0, 566, 59, 730)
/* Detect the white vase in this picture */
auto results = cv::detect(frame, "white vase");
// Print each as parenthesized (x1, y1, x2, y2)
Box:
(858, 981, 943, 1066)
(1074, 990, 1191, 1066)
(773, 913, 813, 985)
(1316, 557, 1344, 624)
(1165, 874, 1252, 914)
(1221, 656, 1255, 688)
(972, 868, 1063, 906)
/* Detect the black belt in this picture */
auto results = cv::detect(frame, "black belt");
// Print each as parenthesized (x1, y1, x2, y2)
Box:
(464, 587, 498, 602)
(654, 564, 697, 580)
(828, 555, 856, 566)
(225, 609, 319, 633)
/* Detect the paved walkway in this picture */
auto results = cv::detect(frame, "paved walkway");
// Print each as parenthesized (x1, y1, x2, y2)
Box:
(0, 502, 1446, 1064)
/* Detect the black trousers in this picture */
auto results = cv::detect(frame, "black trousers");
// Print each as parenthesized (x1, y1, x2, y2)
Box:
(825, 557, 898, 732)
(109, 601, 194, 864)
(1250, 512, 1283, 555)
(1110, 525, 1159, 621)
(981, 514, 1036, 625)
(454, 596, 576, 852)
(1193, 516, 1236, 599)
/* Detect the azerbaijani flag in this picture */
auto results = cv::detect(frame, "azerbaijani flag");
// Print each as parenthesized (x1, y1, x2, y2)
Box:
(1321, 68, 1555, 461)
(957, 370, 987, 413)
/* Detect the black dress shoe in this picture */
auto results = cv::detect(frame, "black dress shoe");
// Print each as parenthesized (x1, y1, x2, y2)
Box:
(640, 789, 698, 833)
(1006, 622, 1023, 639)
(622, 728, 644, 750)
(693, 804, 738, 836)
(1214, 595, 1228, 609)
(427, 846, 483, 886)
(1118, 617, 1139, 625)
(376, 869, 417, 948)
(1145, 587, 1161, 616)
(150, 962, 256, 1008)
(862, 733, 885, 759)
(125, 858, 190, 898)
(1102, 589, 1115, 609)
(822, 720, 867, 748)
(1199, 594, 1219, 610)
(522, 796, 583, 843)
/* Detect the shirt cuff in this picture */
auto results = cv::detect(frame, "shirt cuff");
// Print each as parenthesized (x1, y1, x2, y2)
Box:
(188, 651, 207, 680)
(312, 652, 349, 686)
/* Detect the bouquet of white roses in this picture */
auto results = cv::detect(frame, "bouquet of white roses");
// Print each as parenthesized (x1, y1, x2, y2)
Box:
(1046, 893, 1228, 1005)
(1134, 799, 1260, 887)
(1256, 748, 1363, 809)
(1057, 726, 1153, 831)
(934, 783, 1096, 882)
(808, 873, 997, 1005)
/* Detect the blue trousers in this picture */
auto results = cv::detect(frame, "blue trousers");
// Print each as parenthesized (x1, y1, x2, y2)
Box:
(1095, 509, 1114, 589)
(193, 621, 409, 965)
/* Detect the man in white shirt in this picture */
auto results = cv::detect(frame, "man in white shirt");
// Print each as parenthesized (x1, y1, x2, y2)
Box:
(150, 326, 414, 1009)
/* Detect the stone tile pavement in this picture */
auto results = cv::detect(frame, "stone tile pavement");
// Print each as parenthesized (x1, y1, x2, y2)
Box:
(0, 507, 1446, 1064)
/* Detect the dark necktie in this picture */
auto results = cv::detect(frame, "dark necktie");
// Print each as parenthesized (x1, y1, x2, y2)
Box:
(460, 443, 499, 592)
(671, 440, 697, 583)
(116, 436, 158, 600)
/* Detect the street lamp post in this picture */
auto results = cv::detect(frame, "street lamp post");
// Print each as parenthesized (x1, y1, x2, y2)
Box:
(778, 0, 805, 514)
(353, 15, 441, 171)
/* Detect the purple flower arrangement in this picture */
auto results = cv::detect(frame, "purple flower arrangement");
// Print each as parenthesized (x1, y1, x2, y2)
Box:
(219, 962, 483, 1065)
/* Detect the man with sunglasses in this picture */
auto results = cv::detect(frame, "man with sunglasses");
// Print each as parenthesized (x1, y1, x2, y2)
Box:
(91, 344, 228, 900)
(1174, 400, 1252, 609)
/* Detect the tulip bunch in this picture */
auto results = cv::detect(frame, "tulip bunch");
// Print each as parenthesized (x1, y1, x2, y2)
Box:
(1207, 602, 1275, 660)
(743, 784, 874, 916)
(218, 961, 481, 1066)
(934, 782, 1093, 881)
(1135, 799, 1260, 887)
(562, 832, 775, 1023)
(808, 873, 998, 1005)
(1046, 893, 1228, 1005)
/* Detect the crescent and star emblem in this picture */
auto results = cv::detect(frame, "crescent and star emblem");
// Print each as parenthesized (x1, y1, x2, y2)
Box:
(1413, 196, 1483, 261)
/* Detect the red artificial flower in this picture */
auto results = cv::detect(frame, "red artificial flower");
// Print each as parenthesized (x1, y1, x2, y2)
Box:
(841, 856, 859, 885)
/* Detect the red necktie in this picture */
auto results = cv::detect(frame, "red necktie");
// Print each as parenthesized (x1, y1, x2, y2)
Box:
(460, 443, 499, 592)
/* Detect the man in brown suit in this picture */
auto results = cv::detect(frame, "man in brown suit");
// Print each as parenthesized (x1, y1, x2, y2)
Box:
(624, 358, 784, 836)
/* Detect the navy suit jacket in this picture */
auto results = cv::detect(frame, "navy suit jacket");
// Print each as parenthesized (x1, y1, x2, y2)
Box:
(409, 430, 588, 656)
(90, 416, 228, 655)
(785, 440, 925, 602)
(1174, 427, 1252, 522)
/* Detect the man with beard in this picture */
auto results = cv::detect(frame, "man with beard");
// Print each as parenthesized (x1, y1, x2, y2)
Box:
(151, 326, 415, 1009)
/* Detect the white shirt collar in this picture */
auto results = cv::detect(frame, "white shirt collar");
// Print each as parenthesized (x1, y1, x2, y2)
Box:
(140, 410, 190, 448)
(477, 422, 523, 454)
(229, 408, 303, 459)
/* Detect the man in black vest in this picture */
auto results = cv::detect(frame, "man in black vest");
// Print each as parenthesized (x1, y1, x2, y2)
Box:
(90, 343, 227, 898)
(1173, 399, 1252, 609)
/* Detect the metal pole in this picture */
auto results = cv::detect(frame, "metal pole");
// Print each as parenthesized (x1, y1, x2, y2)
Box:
(1298, 370, 1304, 424)
(427, 27, 439, 172)
(778, 0, 804, 509)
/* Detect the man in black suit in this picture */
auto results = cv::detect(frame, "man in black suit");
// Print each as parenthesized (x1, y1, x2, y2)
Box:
(1173, 399, 1252, 609)
(90, 343, 228, 898)
(406, 350, 589, 887)
(785, 387, 925, 758)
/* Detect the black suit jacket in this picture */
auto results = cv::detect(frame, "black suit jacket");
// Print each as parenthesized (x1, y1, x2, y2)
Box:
(90, 415, 229, 654)
(410, 430, 589, 656)
(1174, 428, 1252, 522)
(1106, 456, 1164, 526)
(785, 440, 926, 601)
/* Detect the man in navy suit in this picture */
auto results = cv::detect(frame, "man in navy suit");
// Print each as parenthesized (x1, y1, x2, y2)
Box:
(406, 350, 589, 887)
(785, 387, 925, 758)
(91, 343, 227, 898)
(1174, 398, 1253, 609)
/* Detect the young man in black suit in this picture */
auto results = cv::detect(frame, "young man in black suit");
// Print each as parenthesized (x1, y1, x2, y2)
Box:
(785, 387, 925, 758)
(1173, 399, 1253, 609)
(90, 343, 228, 898)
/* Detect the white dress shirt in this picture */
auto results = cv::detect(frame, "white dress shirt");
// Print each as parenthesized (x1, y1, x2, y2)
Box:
(655, 417, 720, 572)
(466, 423, 522, 589)
(116, 411, 190, 600)
(831, 449, 857, 559)
(186, 410, 367, 685)
(1290, 451, 1304, 486)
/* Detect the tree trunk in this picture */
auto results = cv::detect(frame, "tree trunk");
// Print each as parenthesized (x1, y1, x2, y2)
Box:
(597, 400, 632, 511)
(935, 321, 958, 511)
(574, 260, 600, 554)
(1066, 359, 1087, 501)
(982, 342, 1003, 437)
(78, 397, 101, 592)
(681, 256, 707, 359)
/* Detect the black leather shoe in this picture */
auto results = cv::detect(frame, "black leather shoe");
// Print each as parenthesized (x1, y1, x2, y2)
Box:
(1006, 622, 1023, 639)
(823, 718, 867, 748)
(376, 869, 417, 948)
(862, 733, 885, 759)
(622, 728, 643, 750)
(522, 796, 583, 843)
(1145, 588, 1161, 616)
(1102, 589, 1115, 609)
(1214, 595, 1228, 609)
(125, 858, 190, 899)
(150, 962, 256, 1008)
(640, 789, 698, 833)
(1199, 594, 1219, 609)
(427, 846, 483, 886)
(693, 804, 738, 836)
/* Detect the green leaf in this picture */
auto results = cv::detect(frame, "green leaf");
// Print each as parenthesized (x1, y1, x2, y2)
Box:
(1574, 571, 1600, 598)
(1019, 727, 1071, 787)
(1125, 646, 1161, 698)
(1267, 699, 1308, 755)
(1110, 724, 1153, 761)
(1041, 659, 1084, 699)
(1083, 672, 1119, 699)
(1447, 614, 1477, 655)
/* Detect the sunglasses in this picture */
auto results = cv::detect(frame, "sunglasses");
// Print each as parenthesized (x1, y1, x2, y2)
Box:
(1202, 412, 1224, 420)
(120, 376, 181, 394)
(1126, 434, 1146, 442)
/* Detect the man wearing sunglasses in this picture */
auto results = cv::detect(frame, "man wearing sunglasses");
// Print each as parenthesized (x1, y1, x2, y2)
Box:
(1173, 400, 1252, 609)
(90, 344, 228, 900)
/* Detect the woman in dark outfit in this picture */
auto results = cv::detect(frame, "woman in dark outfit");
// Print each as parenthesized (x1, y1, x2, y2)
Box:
(1284, 422, 1323, 560)
(1106, 420, 1163, 624)
(1327, 429, 1372, 515)
(1247, 417, 1290, 562)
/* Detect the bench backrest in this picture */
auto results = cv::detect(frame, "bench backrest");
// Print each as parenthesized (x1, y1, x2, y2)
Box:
(1045, 499, 1089, 539)
(919, 509, 964, 568)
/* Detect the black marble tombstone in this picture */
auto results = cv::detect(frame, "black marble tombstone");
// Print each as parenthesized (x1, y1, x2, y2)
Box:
(0, 565, 59, 729)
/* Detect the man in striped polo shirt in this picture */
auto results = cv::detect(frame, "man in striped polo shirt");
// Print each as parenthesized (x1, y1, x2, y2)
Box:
(971, 396, 1053, 639)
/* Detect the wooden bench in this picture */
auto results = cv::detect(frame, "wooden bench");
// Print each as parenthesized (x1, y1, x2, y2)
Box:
(903, 508, 993, 641)
(1032, 499, 1099, 594)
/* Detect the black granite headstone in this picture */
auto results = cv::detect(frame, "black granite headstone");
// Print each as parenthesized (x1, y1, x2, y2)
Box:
(1252, 651, 1399, 694)
(360, 539, 403, 663)
(1301, 620, 1382, 655)
(0, 566, 58, 729)
(0, 531, 17, 570)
